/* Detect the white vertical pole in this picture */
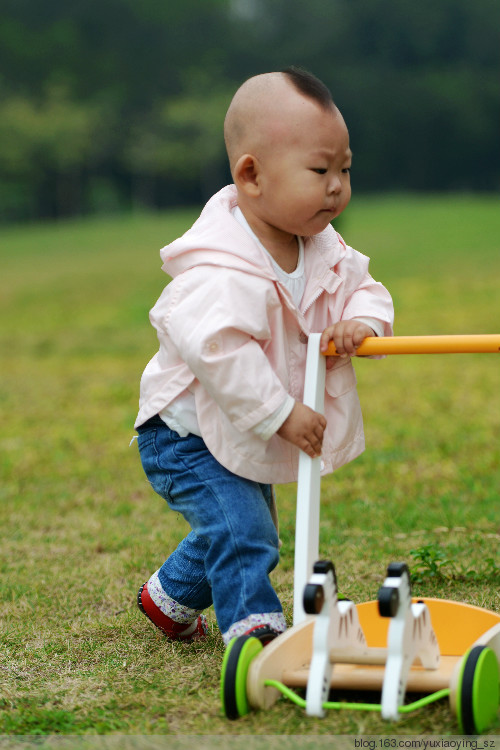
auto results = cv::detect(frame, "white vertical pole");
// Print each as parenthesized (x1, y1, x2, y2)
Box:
(293, 333, 326, 626)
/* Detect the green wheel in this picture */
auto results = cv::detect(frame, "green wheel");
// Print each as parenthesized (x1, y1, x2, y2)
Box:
(221, 635, 263, 720)
(456, 645, 499, 734)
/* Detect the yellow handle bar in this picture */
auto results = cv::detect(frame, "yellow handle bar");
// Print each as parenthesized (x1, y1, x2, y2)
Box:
(324, 334, 500, 356)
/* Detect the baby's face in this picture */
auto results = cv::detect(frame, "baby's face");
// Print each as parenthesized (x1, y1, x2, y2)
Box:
(256, 102, 352, 238)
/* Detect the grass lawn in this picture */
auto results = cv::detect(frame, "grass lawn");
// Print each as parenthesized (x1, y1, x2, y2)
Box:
(1, 194, 499, 737)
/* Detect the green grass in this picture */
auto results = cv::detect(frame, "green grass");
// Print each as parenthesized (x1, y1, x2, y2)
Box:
(1, 195, 499, 737)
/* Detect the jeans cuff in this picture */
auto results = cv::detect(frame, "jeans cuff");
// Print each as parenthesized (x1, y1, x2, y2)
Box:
(222, 612, 287, 645)
(147, 570, 204, 624)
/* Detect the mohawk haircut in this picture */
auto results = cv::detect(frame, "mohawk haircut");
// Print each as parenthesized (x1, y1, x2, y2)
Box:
(282, 66, 335, 110)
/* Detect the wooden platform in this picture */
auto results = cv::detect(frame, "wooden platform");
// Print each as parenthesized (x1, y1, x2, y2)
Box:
(246, 598, 500, 711)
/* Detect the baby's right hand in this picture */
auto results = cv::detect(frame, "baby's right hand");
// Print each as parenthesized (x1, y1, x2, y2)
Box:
(277, 402, 326, 458)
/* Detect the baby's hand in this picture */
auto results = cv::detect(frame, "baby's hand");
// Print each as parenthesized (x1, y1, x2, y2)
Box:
(277, 402, 326, 458)
(320, 321, 374, 369)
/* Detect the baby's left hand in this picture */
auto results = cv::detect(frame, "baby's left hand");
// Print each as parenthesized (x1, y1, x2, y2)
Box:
(320, 321, 375, 369)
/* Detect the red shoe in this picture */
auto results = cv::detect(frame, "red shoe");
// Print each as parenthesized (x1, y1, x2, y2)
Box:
(137, 582, 207, 642)
(243, 624, 280, 646)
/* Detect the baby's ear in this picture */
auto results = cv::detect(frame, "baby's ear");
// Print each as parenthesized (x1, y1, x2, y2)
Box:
(233, 154, 261, 197)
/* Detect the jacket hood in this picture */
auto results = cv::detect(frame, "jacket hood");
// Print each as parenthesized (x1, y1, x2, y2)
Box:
(160, 185, 346, 280)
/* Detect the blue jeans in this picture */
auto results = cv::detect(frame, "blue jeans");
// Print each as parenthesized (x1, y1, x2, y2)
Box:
(136, 416, 283, 636)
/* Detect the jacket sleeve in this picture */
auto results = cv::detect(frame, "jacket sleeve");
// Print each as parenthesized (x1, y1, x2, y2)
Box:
(154, 266, 291, 433)
(338, 243, 394, 337)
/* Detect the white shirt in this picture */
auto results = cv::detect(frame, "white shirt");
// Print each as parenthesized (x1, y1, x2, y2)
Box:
(233, 206, 306, 308)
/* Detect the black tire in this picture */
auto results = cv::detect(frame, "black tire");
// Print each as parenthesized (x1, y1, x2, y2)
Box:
(457, 645, 500, 735)
(221, 635, 262, 720)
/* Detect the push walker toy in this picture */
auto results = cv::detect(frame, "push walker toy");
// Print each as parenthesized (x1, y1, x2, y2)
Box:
(221, 334, 500, 734)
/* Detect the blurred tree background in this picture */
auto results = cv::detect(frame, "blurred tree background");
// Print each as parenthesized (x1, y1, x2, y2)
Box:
(0, 0, 498, 222)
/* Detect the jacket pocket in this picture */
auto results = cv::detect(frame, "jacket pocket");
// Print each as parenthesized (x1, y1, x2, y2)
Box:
(325, 360, 357, 398)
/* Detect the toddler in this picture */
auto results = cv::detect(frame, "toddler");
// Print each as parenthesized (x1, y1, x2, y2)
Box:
(134, 67, 394, 646)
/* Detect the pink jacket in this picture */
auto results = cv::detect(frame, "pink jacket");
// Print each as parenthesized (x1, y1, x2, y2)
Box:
(135, 185, 394, 483)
